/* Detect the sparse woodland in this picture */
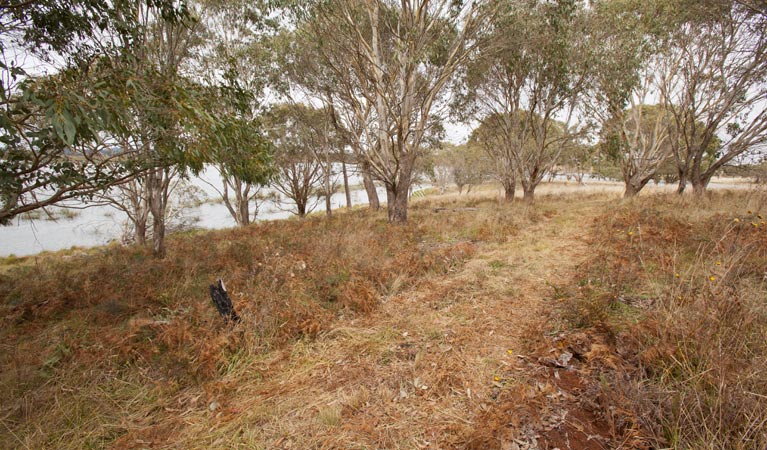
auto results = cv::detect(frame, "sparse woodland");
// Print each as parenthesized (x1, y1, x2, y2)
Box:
(2, 0, 767, 449)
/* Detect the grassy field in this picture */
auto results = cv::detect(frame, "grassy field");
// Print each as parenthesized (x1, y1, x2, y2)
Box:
(1, 183, 766, 449)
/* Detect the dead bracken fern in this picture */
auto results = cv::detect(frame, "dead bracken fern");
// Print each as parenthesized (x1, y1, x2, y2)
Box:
(0, 202, 499, 448)
(552, 190, 767, 449)
(2, 188, 762, 449)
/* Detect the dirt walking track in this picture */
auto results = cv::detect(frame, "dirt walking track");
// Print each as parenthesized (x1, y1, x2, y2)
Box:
(174, 198, 608, 449)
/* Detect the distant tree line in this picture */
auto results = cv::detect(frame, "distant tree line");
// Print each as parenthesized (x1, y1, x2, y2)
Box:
(2, 0, 766, 256)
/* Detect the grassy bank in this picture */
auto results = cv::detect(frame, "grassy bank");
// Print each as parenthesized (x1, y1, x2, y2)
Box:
(0, 195, 523, 448)
(540, 189, 767, 449)
(1, 187, 764, 448)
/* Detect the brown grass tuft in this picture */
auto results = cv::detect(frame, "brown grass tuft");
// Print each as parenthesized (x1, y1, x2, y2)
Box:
(4, 185, 762, 448)
(0, 194, 530, 448)
(549, 190, 767, 449)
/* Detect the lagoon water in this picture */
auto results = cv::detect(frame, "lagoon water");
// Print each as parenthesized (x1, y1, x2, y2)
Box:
(0, 171, 753, 257)
(0, 167, 391, 257)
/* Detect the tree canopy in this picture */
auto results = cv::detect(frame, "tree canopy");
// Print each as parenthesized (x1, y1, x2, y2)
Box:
(3, 0, 766, 239)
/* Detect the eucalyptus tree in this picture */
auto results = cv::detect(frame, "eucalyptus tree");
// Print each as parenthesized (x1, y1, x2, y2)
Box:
(424, 142, 489, 195)
(309, 103, 343, 217)
(600, 103, 674, 197)
(658, 0, 767, 195)
(110, 0, 281, 241)
(102, 0, 216, 258)
(471, 111, 578, 199)
(559, 142, 596, 184)
(93, 72, 218, 250)
(427, 154, 453, 195)
(302, 0, 492, 223)
(203, 108, 274, 227)
(283, 11, 382, 212)
(264, 103, 331, 218)
(0, 0, 190, 225)
(454, 0, 588, 203)
(469, 117, 517, 200)
(450, 143, 492, 194)
(196, 0, 281, 225)
(276, 27, 360, 211)
(583, 0, 678, 197)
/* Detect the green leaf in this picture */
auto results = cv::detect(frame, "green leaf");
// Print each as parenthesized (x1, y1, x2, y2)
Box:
(52, 114, 65, 144)
(62, 110, 77, 145)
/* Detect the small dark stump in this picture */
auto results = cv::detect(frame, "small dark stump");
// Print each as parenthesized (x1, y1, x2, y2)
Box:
(209, 278, 240, 323)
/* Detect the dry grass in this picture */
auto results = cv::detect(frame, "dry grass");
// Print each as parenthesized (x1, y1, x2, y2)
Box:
(548, 188, 767, 449)
(1, 182, 763, 449)
(0, 205, 485, 449)
(1, 188, 595, 449)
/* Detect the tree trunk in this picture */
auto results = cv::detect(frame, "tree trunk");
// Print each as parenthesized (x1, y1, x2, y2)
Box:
(148, 168, 169, 259)
(222, 182, 241, 227)
(523, 185, 535, 203)
(523, 187, 535, 204)
(623, 177, 650, 198)
(133, 219, 146, 245)
(624, 183, 639, 198)
(238, 197, 250, 226)
(385, 150, 414, 224)
(135, 220, 147, 246)
(297, 200, 307, 218)
(325, 150, 332, 217)
(236, 182, 250, 226)
(361, 164, 379, 210)
(386, 184, 409, 223)
(503, 179, 515, 202)
(691, 175, 710, 198)
(341, 155, 351, 209)
(129, 181, 149, 245)
(523, 166, 542, 204)
(689, 158, 711, 198)
(152, 208, 166, 258)
(676, 170, 687, 194)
